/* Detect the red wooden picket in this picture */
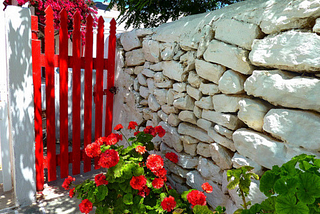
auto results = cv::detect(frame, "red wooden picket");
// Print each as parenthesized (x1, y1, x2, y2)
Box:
(59, 9, 69, 178)
(94, 16, 105, 169)
(45, 6, 57, 182)
(32, 15, 44, 191)
(105, 19, 116, 136)
(84, 15, 94, 172)
(72, 12, 81, 176)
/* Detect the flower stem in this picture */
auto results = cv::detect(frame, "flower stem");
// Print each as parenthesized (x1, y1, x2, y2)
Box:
(164, 183, 169, 194)
(120, 130, 131, 146)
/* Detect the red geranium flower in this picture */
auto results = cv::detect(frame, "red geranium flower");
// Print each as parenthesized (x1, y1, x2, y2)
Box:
(115, 133, 123, 141)
(153, 167, 167, 179)
(161, 196, 176, 212)
(95, 136, 108, 146)
(144, 126, 156, 137)
(114, 124, 123, 131)
(79, 199, 93, 214)
(137, 185, 150, 198)
(62, 176, 75, 190)
(187, 190, 207, 208)
(105, 133, 119, 145)
(146, 154, 164, 172)
(152, 177, 165, 189)
(130, 175, 147, 190)
(98, 149, 119, 168)
(201, 182, 213, 193)
(85, 142, 101, 158)
(155, 126, 166, 137)
(135, 145, 146, 154)
(134, 131, 140, 136)
(128, 121, 138, 129)
(69, 188, 75, 198)
(165, 152, 179, 163)
(95, 173, 108, 186)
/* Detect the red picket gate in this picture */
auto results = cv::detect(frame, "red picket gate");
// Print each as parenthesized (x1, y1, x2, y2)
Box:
(31, 6, 116, 191)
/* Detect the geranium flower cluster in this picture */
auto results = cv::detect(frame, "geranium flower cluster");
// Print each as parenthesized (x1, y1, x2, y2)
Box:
(62, 175, 75, 190)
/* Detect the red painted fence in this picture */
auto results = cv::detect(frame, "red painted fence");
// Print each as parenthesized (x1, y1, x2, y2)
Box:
(31, 6, 116, 191)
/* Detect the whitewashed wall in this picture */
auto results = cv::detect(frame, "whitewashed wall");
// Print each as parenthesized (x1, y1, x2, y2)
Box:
(115, 0, 320, 212)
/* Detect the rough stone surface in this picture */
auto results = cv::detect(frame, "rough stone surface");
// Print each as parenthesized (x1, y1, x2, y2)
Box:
(196, 119, 212, 132)
(213, 124, 233, 140)
(202, 110, 244, 130)
(173, 95, 195, 111)
(136, 28, 154, 37)
(157, 110, 168, 122)
(198, 156, 223, 184)
(150, 62, 163, 71)
(218, 70, 247, 94)
(168, 113, 181, 127)
(197, 143, 211, 158)
(142, 39, 160, 63)
(250, 31, 320, 72)
(173, 83, 187, 92)
(139, 86, 149, 99)
(215, 18, 263, 50)
(195, 59, 226, 84)
(313, 18, 320, 33)
(147, 78, 155, 94)
(187, 71, 202, 88)
(183, 141, 197, 156)
(180, 51, 196, 71)
(186, 85, 202, 101)
(159, 122, 184, 152)
(170, 173, 186, 184)
(161, 105, 178, 114)
(209, 143, 234, 170)
(137, 73, 147, 86)
(212, 94, 242, 113)
(199, 83, 220, 95)
(193, 106, 202, 118)
(178, 123, 213, 142)
(197, 25, 214, 58)
(134, 66, 144, 75)
(165, 161, 189, 179)
(142, 68, 155, 78)
(167, 89, 175, 105)
(238, 98, 272, 132)
(120, 30, 142, 51)
(208, 128, 236, 151)
(195, 96, 213, 110)
(264, 109, 320, 151)
(153, 89, 168, 105)
(244, 70, 320, 112)
(125, 49, 145, 66)
(233, 128, 287, 169)
(232, 153, 264, 176)
(203, 40, 253, 75)
(148, 94, 161, 111)
(161, 42, 178, 61)
(162, 61, 187, 82)
(178, 111, 197, 124)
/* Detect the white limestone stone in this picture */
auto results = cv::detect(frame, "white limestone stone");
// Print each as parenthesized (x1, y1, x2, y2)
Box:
(173, 95, 195, 111)
(143, 108, 153, 121)
(181, 135, 198, 144)
(215, 18, 263, 50)
(195, 96, 213, 110)
(199, 83, 220, 95)
(157, 110, 168, 123)
(167, 89, 175, 105)
(133, 79, 140, 91)
(136, 28, 154, 37)
(264, 108, 320, 151)
(152, 112, 161, 127)
(173, 83, 187, 93)
(178, 123, 213, 142)
(180, 51, 196, 71)
(144, 61, 151, 69)
(209, 143, 234, 170)
(154, 72, 165, 82)
(159, 122, 184, 153)
(162, 61, 187, 82)
(170, 173, 186, 184)
(186, 171, 229, 209)
(124, 68, 134, 75)
(142, 68, 155, 78)
(161, 42, 178, 61)
(180, 31, 201, 51)
(195, 59, 226, 84)
(167, 176, 189, 195)
(183, 141, 197, 156)
(147, 78, 155, 94)
(313, 18, 320, 33)
(153, 89, 168, 105)
(232, 153, 263, 176)
(203, 40, 253, 75)
(212, 94, 242, 113)
(125, 49, 145, 66)
(154, 80, 173, 88)
(173, 50, 185, 61)
(238, 98, 272, 132)
(140, 99, 148, 106)
(250, 31, 320, 72)
(120, 30, 142, 51)
(142, 39, 160, 63)
(198, 156, 223, 184)
(161, 105, 178, 114)
(134, 66, 144, 75)
(208, 128, 236, 152)
(178, 111, 197, 125)
(197, 119, 212, 132)
(197, 25, 214, 58)
(165, 161, 189, 179)
(202, 110, 244, 130)
(174, 92, 186, 100)
(140, 86, 150, 100)
(148, 94, 160, 111)
(197, 143, 211, 158)
(213, 124, 233, 140)
(137, 73, 147, 86)
(168, 114, 181, 127)
(233, 128, 287, 169)
(218, 70, 246, 94)
(187, 71, 202, 88)
(244, 70, 320, 112)
(186, 85, 202, 101)
(193, 106, 202, 118)
(150, 62, 162, 71)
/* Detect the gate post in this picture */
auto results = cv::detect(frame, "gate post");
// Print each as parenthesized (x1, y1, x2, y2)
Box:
(4, 6, 36, 206)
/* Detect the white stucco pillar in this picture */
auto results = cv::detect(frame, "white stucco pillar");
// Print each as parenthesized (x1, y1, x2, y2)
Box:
(4, 6, 36, 207)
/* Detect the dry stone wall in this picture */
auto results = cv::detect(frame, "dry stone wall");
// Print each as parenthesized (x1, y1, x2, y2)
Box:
(114, 0, 320, 212)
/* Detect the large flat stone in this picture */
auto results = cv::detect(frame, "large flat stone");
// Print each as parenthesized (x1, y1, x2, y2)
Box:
(218, 70, 247, 94)
(202, 110, 244, 130)
(250, 31, 320, 72)
(142, 39, 160, 63)
(208, 128, 236, 151)
(198, 156, 223, 184)
(162, 61, 187, 82)
(209, 143, 234, 170)
(178, 123, 213, 143)
(159, 121, 184, 152)
(120, 30, 142, 51)
(203, 40, 254, 75)
(231, 153, 263, 176)
(244, 70, 320, 112)
(173, 95, 195, 111)
(263, 109, 320, 151)
(197, 142, 211, 158)
(195, 59, 226, 84)
(125, 49, 145, 66)
(212, 94, 242, 113)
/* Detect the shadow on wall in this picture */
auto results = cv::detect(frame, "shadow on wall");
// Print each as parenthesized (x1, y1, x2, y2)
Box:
(6, 6, 36, 206)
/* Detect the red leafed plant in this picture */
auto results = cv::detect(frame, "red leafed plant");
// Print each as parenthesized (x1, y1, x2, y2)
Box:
(62, 122, 218, 213)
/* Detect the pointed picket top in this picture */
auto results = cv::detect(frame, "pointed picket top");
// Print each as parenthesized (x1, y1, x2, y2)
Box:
(45, 5, 53, 19)
(98, 16, 104, 28)
(59, 9, 68, 29)
(109, 18, 116, 34)
(86, 14, 93, 24)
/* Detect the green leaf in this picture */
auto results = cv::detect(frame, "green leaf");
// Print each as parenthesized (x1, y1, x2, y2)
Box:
(296, 172, 320, 204)
(146, 141, 154, 151)
(192, 205, 212, 214)
(275, 195, 309, 214)
(137, 132, 153, 144)
(274, 177, 298, 196)
(123, 193, 133, 205)
(181, 189, 194, 202)
(95, 185, 108, 202)
(227, 177, 240, 190)
(260, 196, 276, 213)
(260, 171, 279, 197)
(133, 166, 144, 176)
